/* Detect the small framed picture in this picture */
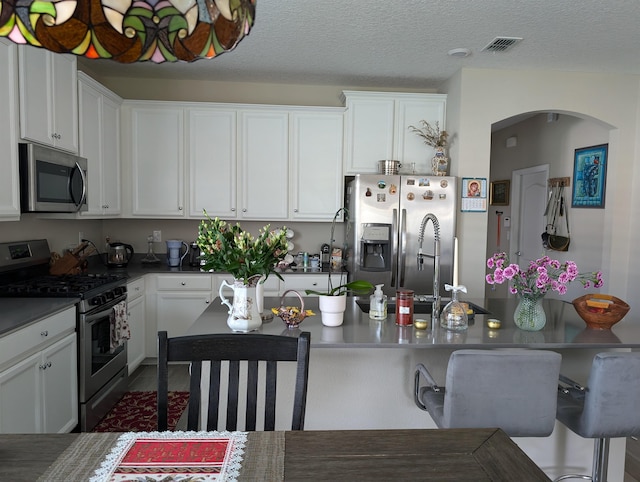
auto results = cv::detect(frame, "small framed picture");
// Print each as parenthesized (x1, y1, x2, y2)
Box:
(489, 180, 510, 206)
(461, 178, 487, 212)
(572, 144, 608, 208)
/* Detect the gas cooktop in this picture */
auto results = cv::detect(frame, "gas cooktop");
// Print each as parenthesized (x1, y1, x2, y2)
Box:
(0, 273, 127, 297)
(0, 239, 128, 299)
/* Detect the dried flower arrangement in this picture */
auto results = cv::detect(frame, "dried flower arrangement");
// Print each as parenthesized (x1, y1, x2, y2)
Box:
(408, 120, 448, 147)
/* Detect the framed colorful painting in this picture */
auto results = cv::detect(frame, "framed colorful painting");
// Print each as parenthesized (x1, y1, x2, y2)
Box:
(571, 144, 608, 208)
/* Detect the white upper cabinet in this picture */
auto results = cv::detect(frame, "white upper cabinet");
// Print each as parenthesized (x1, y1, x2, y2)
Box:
(0, 39, 20, 221)
(238, 109, 289, 220)
(124, 102, 185, 217)
(343, 94, 395, 174)
(342, 91, 446, 175)
(18, 46, 78, 153)
(290, 109, 344, 220)
(188, 107, 237, 218)
(78, 72, 123, 217)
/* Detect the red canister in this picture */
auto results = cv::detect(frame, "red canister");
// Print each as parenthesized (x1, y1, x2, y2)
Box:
(395, 289, 414, 326)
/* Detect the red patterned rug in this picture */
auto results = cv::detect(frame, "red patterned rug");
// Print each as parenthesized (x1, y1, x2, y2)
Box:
(92, 391, 189, 432)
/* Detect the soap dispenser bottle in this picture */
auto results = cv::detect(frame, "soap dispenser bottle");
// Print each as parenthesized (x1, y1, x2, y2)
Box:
(369, 284, 388, 320)
(440, 284, 468, 331)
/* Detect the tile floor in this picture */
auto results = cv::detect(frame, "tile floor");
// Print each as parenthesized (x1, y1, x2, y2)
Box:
(128, 362, 640, 481)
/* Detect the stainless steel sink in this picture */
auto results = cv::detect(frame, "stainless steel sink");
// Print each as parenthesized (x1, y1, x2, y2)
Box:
(356, 299, 490, 315)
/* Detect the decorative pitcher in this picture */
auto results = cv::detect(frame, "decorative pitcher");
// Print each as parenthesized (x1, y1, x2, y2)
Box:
(219, 275, 263, 332)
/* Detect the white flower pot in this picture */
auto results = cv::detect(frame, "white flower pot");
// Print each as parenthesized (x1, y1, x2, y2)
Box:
(318, 294, 347, 327)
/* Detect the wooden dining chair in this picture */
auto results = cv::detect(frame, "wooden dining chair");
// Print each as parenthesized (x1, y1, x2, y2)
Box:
(157, 330, 311, 432)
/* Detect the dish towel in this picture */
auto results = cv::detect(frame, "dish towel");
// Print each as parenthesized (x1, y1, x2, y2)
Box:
(110, 301, 130, 353)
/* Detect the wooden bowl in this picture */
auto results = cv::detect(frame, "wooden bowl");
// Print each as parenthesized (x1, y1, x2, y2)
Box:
(572, 294, 630, 330)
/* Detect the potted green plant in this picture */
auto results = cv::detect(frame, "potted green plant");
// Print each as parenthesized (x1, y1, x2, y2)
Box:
(306, 280, 374, 327)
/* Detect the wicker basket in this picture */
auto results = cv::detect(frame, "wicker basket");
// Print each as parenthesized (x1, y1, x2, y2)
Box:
(274, 290, 309, 328)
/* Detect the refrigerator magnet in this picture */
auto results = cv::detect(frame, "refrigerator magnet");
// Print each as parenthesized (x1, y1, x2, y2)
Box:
(389, 184, 397, 194)
(407, 192, 415, 201)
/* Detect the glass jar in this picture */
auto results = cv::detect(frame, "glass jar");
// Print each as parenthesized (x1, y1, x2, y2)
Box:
(395, 289, 414, 326)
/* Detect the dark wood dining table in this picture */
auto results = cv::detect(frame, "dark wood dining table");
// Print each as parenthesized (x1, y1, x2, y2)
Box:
(0, 428, 550, 481)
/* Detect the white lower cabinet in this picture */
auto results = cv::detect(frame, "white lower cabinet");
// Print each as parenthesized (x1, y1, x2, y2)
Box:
(279, 274, 345, 296)
(0, 324, 77, 434)
(149, 274, 214, 356)
(127, 277, 146, 374)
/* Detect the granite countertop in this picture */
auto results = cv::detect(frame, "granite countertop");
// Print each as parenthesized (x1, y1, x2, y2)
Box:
(0, 256, 342, 339)
(188, 296, 640, 349)
(0, 299, 77, 337)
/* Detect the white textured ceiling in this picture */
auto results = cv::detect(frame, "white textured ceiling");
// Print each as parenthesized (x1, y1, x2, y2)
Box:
(79, 0, 640, 88)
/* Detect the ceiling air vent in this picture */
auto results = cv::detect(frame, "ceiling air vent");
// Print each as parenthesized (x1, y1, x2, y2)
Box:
(482, 37, 523, 52)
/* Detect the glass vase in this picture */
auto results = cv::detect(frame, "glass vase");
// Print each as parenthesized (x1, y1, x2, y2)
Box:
(513, 293, 546, 331)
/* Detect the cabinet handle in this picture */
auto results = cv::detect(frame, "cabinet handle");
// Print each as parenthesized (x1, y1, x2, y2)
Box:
(294, 208, 299, 212)
(41, 330, 49, 337)
(179, 206, 183, 211)
(231, 208, 236, 212)
(181, 282, 186, 286)
(242, 208, 247, 212)
(205, 300, 210, 304)
(312, 282, 317, 286)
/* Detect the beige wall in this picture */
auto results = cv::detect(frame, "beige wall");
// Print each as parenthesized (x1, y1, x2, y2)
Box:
(442, 68, 640, 309)
(488, 113, 610, 300)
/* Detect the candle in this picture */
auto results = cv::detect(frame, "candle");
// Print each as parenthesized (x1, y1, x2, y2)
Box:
(453, 237, 459, 287)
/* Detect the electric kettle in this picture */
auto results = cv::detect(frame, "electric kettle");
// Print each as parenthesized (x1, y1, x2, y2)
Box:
(107, 242, 134, 268)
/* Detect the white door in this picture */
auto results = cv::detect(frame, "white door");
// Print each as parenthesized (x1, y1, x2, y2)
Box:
(510, 165, 549, 269)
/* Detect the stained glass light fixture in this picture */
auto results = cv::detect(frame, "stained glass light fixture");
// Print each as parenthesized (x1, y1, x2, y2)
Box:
(0, 0, 256, 63)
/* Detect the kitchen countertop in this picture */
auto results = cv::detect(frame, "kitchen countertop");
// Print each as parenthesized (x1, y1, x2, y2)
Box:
(0, 298, 77, 337)
(188, 296, 640, 349)
(0, 258, 342, 339)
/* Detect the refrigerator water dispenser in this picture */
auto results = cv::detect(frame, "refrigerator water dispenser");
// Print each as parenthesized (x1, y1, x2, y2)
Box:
(360, 224, 391, 271)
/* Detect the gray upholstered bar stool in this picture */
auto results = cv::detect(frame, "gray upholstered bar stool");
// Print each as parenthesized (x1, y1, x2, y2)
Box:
(414, 349, 562, 436)
(554, 352, 640, 482)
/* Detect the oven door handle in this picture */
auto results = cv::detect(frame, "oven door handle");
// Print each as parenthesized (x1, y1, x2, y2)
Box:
(83, 296, 126, 323)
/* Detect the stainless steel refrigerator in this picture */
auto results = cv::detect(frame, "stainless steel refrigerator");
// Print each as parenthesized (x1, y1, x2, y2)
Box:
(345, 174, 457, 298)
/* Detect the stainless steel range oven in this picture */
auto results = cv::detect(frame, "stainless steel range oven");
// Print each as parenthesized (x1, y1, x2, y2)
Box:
(0, 239, 129, 432)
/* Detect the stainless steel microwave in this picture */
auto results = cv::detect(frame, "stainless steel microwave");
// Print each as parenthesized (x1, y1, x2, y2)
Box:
(19, 143, 88, 213)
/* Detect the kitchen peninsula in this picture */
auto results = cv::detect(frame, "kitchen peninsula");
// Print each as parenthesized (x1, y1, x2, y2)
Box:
(188, 295, 639, 481)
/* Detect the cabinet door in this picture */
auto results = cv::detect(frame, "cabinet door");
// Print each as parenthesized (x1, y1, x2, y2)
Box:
(50, 53, 78, 153)
(280, 274, 345, 296)
(78, 79, 104, 216)
(239, 110, 288, 220)
(156, 292, 212, 341)
(343, 95, 394, 174)
(290, 111, 344, 220)
(127, 294, 146, 374)
(188, 108, 237, 218)
(18, 46, 53, 147)
(101, 94, 122, 215)
(42, 333, 78, 433)
(0, 39, 20, 221)
(394, 96, 446, 174)
(0, 352, 41, 433)
(131, 106, 185, 217)
(17, 47, 77, 152)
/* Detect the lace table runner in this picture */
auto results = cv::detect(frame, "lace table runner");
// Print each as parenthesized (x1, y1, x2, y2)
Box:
(90, 431, 247, 482)
(37, 431, 283, 482)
